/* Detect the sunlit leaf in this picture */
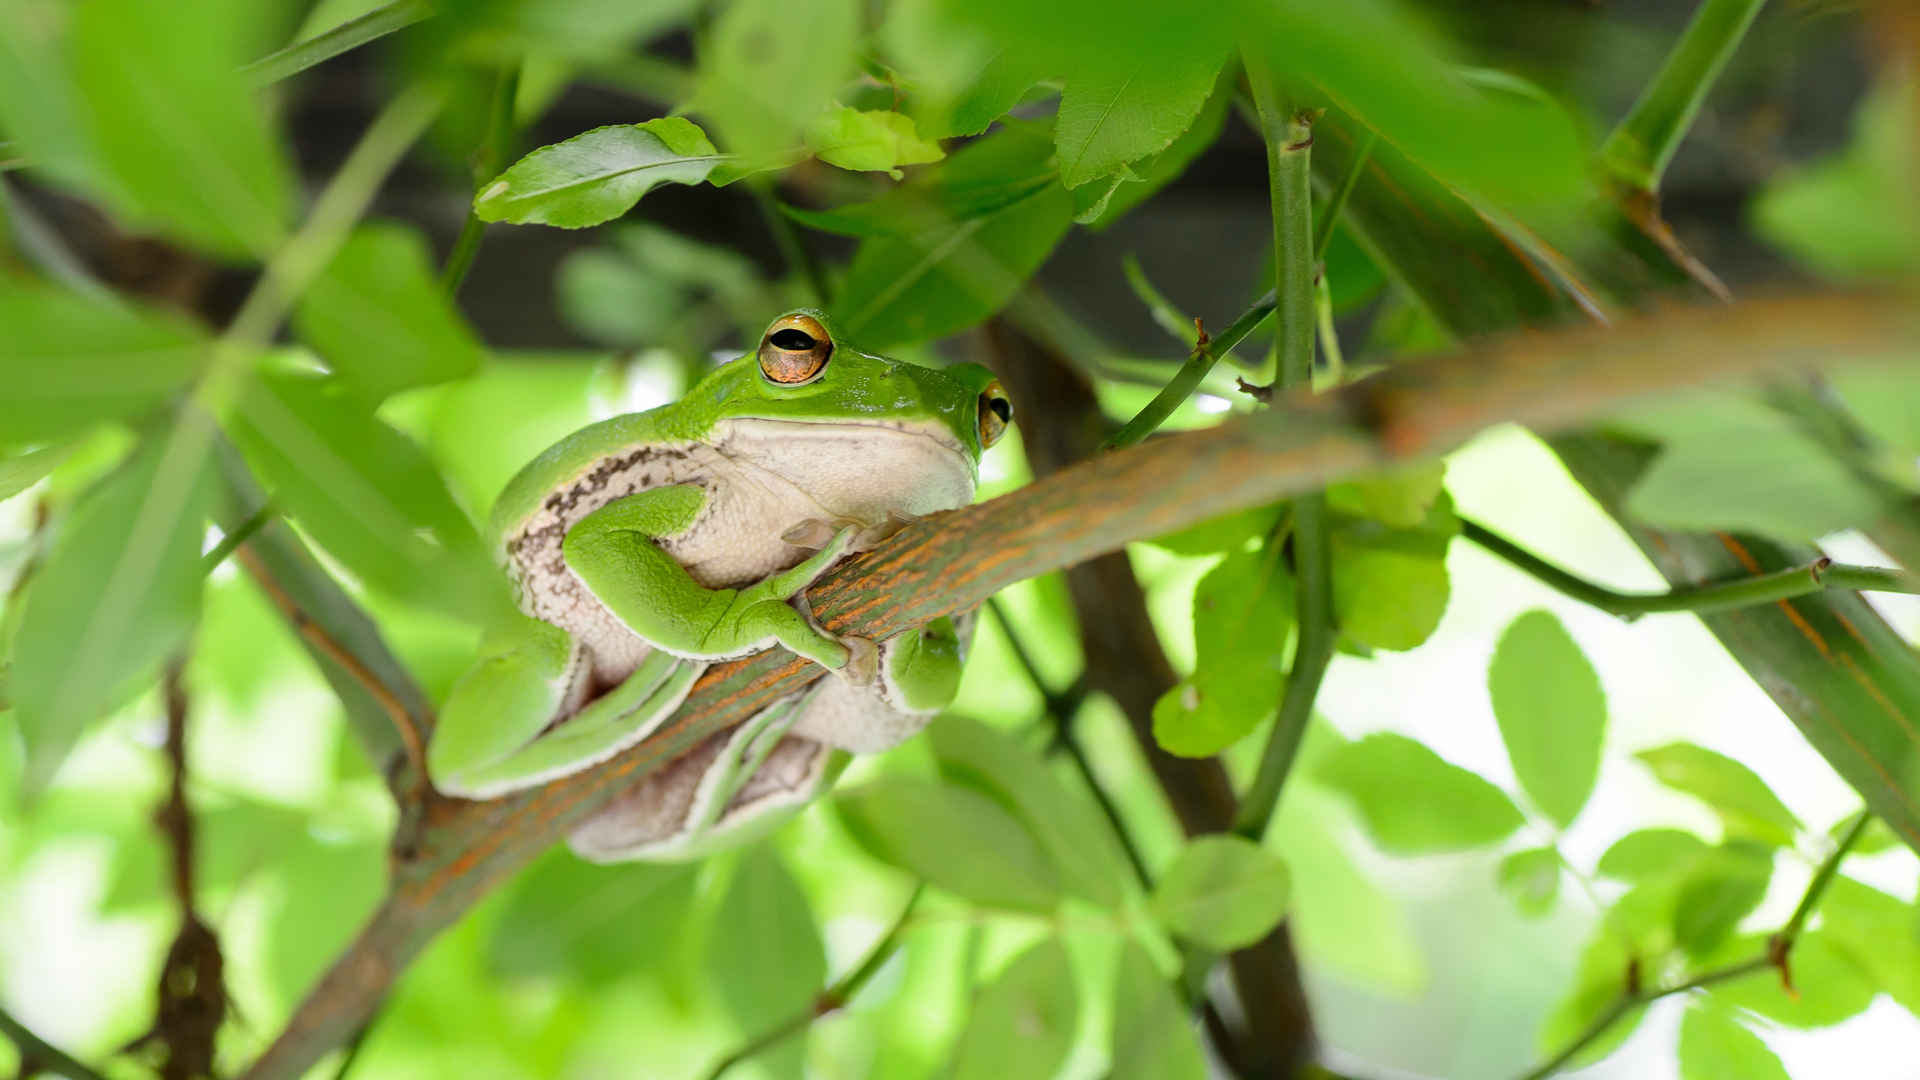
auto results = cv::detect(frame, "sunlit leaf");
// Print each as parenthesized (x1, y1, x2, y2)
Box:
(488, 849, 697, 984)
(950, 939, 1078, 1080)
(1678, 1001, 1789, 1080)
(1139, 503, 1284, 557)
(1634, 743, 1801, 848)
(1595, 828, 1711, 882)
(1315, 733, 1524, 854)
(11, 437, 212, 792)
(0, 440, 80, 504)
(475, 118, 734, 228)
(805, 106, 945, 176)
(1325, 462, 1446, 530)
(1152, 546, 1293, 757)
(1079, 71, 1229, 230)
(1330, 495, 1456, 652)
(294, 222, 485, 401)
(1497, 846, 1561, 917)
(835, 775, 1061, 912)
(0, 0, 109, 197)
(1537, 919, 1647, 1069)
(1817, 876, 1920, 1014)
(695, 0, 856, 157)
(1111, 943, 1207, 1080)
(1149, 834, 1290, 950)
(1705, 931, 1875, 1029)
(1489, 609, 1606, 827)
(1273, 783, 1427, 993)
(1054, 49, 1224, 190)
(1670, 846, 1771, 957)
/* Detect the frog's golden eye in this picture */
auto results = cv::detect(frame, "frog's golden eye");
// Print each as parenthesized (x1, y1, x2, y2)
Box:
(977, 379, 1012, 448)
(759, 314, 833, 385)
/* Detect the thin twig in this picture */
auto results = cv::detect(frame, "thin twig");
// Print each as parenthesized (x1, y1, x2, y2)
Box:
(242, 0, 434, 85)
(200, 505, 273, 575)
(702, 884, 926, 1080)
(1462, 518, 1920, 620)
(1518, 807, 1875, 1079)
(0, 1006, 112, 1080)
(443, 64, 522, 299)
(145, 663, 225, 1080)
(235, 545, 431, 790)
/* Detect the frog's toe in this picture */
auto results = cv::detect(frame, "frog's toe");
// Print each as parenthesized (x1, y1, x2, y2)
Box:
(836, 635, 878, 686)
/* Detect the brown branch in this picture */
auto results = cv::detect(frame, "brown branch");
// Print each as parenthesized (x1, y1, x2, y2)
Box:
(241, 289, 1916, 1080)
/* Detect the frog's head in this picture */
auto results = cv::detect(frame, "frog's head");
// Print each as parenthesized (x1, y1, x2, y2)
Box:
(700, 309, 1013, 461)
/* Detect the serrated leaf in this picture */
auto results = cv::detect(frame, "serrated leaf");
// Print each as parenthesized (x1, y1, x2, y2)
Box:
(1152, 546, 1293, 757)
(1595, 828, 1712, 882)
(696, 0, 856, 157)
(1679, 1002, 1790, 1080)
(1315, 733, 1524, 854)
(1671, 847, 1772, 957)
(294, 222, 484, 401)
(1082, 73, 1228, 229)
(835, 775, 1060, 912)
(929, 715, 1129, 908)
(488, 849, 697, 984)
(1635, 743, 1801, 848)
(12, 438, 212, 792)
(70, 0, 292, 256)
(475, 118, 734, 228)
(1054, 50, 1224, 190)
(708, 847, 826, 1078)
(1489, 609, 1606, 827)
(1111, 943, 1207, 1080)
(806, 106, 945, 176)
(1149, 834, 1290, 950)
(0, 281, 207, 446)
(950, 939, 1078, 1080)
(1497, 846, 1561, 917)
(224, 372, 507, 623)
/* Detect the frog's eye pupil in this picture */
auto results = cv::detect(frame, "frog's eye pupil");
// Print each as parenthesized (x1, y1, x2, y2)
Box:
(988, 397, 1012, 422)
(976, 380, 1012, 448)
(770, 328, 815, 350)
(758, 314, 833, 384)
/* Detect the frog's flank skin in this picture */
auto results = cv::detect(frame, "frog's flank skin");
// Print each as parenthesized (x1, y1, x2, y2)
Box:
(427, 310, 1012, 861)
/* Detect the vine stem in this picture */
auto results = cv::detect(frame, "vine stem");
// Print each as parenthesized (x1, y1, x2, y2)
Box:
(1518, 808, 1874, 1080)
(1601, 0, 1769, 193)
(1463, 518, 1920, 619)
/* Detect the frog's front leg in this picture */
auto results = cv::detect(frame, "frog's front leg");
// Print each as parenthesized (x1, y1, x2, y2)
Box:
(562, 483, 873, 678)
(429, 616, 701, 798)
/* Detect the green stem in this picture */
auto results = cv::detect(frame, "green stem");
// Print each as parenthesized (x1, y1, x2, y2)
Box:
(1600, 0, 1768, 192)
(702, 884, 924, 1080)
(1463, 518, 1920, 619)
(1245, 59, 1315, 391)
(1519, 804, 1871, 1080)
(1311, 129, 1375, 265)
(1235, 496, 1335, 839)
(200, 504, 272, 574)
(243, 0, 435, 85)
(1100, 290, 1277, 449)
(444, 65, 521, 298)
(751, 182, 829, 306)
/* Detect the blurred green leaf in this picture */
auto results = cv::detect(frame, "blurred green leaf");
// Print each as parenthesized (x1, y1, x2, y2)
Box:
(835, 775, 1060, 912)
(268, 838, 385, 1010)
(1152, 546, 1292, 757)
(1139, 503, 1283, 557)
(950, 939, 1078, 1080)
(1705, 931, 1875, 1029)
(1054, 49, 1223, 190)
(475, 118, 733, 228)
(1832, 813, 1901, 856)
(1489, 609, 1606, 828)
(1273, 783, 1427, 993)
(1149, 834, 1290, 950)
(1537, 920, 1646, 1069)
(0, 440, 79, 504)
(225, 371, 508, 623)
(70, 0, 292, 256)
(1329, 494, 1456, 652)
(0, 281, 207, 446)
(835, 123, 1073, 347)
(1496, 846, 1560, 917)
(1315, 733, 1524, 854)
(556, 248, 685, 348)
(0, 0, 110, 197)
(1325, 462, 1445, 530)
(709, 846, 826, 1078)
(1634, 743, 1801, 848)
(425, 352, 607, 514)
(470, 0, 701, 61)
(1817, 877, 1920, 1014)
(695, 0, 856, 157)
(1595, 828, 1712, 882)
(805, 106, 945, 176)
(11, 437, 212, 793)
(1670, 846, 1771, 957)
(294, 222, 485, 401)
(488, 849, 697, 984)
(1678, 1001, 1789, 1080)
(929, 715, 1129, 908)
(1111, 942, 1207, 1080)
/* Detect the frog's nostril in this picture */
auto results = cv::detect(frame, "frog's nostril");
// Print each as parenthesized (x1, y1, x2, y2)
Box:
(770, 328, 815, 350)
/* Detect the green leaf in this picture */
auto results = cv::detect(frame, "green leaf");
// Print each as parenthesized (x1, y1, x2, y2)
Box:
(475, 118, 733, 228)
(1139, 503, 1283, 556)
(928, 715, 1130, 908)
(11, 437, 212, 792)
(488, 850, 697, 984)
(1111, 943, 1207, 1080)
(1595, 828, 1712, 882)
(950, 939, 1078, 1080)
(1152, 546, 1293, 757)
(835, 124, 1073, 348)
(1488, 609, 1606, 827)
(267, 838, 385, 1010)
(0, 441, 79, 504)
(69, 0, 292, 256)
(555, 249, 686, 348)
(1315, 733, 1525, 854)
(224, 372, 507, 623)
(1149, 834, 1290, 950)
(1273, 784, 1427, 993)
(1054, 50, 1224, 190)
(1634, 743, 1801, 848)
(1081, 73, 1229, 229)
(1671, 846, 1772, 957)
(708, 847, 826, 1078)
(1329, 495, 1456, 652)
(695, 0, 856, 157)
(1706, 931, 1875, 1029)
(424, 352, 608, 514)
(835, 775, 1060, 912)
(941, 52, 1045, 139)
(0, 281, 207, 446)
(294, 222, 485, 401)
(1816, 876, 1920, 1014)
(0, 0, 108, 197)
(1497, 846, 1561, 917)
(805, 106, 945, 176)
(1537, 921, 1646, 1069)
(1678, 1002, 1790, 1080)
(471, 0, 702, 62)
(1325, 462, 1446, 530)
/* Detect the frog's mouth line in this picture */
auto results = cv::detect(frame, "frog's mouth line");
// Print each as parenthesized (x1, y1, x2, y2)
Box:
(718, 415, 970, 460)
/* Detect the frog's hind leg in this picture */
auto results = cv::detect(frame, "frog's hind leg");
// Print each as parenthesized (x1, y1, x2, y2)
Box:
(787, 612, 971, 753)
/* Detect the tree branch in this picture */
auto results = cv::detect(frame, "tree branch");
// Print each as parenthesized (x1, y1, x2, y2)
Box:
(241, 289, 1914, 1080)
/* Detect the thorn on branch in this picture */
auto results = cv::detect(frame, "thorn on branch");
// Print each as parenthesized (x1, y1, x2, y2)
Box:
(1235, 376, 1274, 404)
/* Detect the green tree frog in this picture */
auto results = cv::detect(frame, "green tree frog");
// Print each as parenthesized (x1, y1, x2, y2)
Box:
(428, 311, 1013, 861)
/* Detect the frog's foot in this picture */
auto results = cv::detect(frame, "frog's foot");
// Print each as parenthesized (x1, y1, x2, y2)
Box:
(781, 517, 852, 551)
(836, 634, 878, 687)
